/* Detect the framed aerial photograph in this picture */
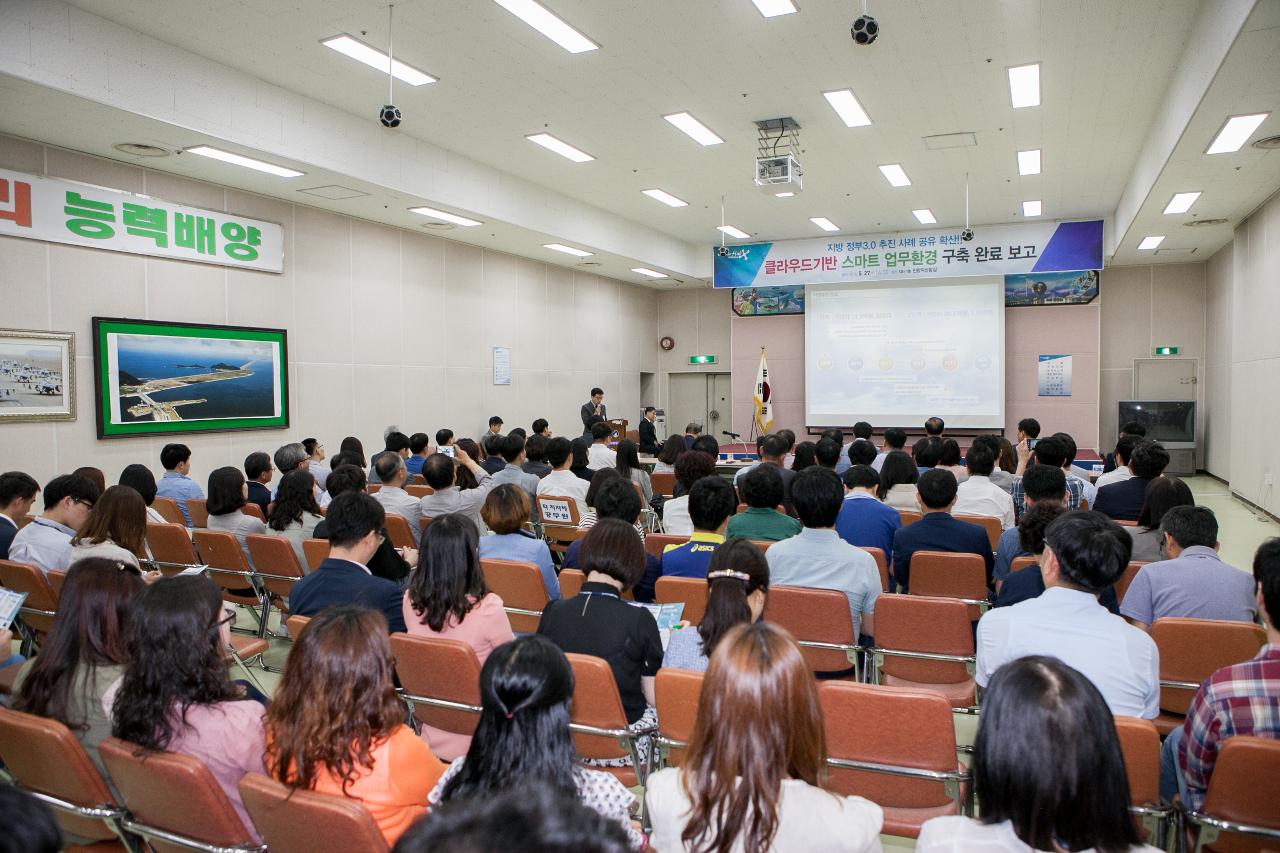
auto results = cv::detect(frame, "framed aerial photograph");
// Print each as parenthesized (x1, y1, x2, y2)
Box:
(92, 317, 288, 439)
(0, 328, 75, 422)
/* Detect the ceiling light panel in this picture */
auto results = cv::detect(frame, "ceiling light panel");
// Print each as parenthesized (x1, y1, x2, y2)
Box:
(1017, 149, 1041, 175)
(1022, 200, 1042, 217)
(810, 217, 839, 232)
(750, 0, 798, 17)
(823, 89, 872, 128)
(408, 206, 482, 226)
(643, 188, 688, 207)
(878, 164, 911, 187)
(492, 0, 598, 52)
(184, 145, 304, 177)
(543, 243, 592, 256)
(775, 191, 795, 198)
(718, 225, 750, 239)
(526, 133, 594, 162)
(1163, 192, 1201, 215)
(912, 209, 937, 224)
(320, 35, 436, 85)
(1206, 113, 1269, 154)
(632, 267, 667, 278)
(1138, 235, 1165, 251)
(663, 112, 723, 146)
(1007, 63, 1040, 108)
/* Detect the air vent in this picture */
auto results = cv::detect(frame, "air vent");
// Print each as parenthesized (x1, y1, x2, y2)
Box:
(419, 222, 455, 230)
(113, 143, 170, 157)
(1252, 135, 1280, 150)
(1154, 247, 1197, 256)
(923, 132, 978, 150)
(1183, 218, 1228, 227)
(577, 260, 603, 267)
(297, 185, 370, 200)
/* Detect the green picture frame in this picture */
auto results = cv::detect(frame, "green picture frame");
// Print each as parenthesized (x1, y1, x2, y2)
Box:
(92, 317, 289, 439)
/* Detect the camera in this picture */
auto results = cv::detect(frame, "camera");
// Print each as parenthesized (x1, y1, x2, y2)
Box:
(717, 246, 730, 258)
(851, 14, 879, 45)
(960, 227, 974, 242)
(379, 104, 402, 128)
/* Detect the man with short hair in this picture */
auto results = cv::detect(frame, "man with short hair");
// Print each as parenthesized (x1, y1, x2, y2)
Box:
(435, 428, 455, 449)
(1011, 435, 1086, 516)
(535, 436, 590, 518)
(726, 464, 800, 542)
(302, 437, 329, 490)
(1121, 505, 1256, 630)
(491, 433, 541, 501)
(314, 465, 413, 584)
(815, 438, 842, 470)
(369, 432, 412, 483)
(846, 439, 877, 470)
(243, 452, 273, 517)
(993, 465, 1066, 588)
(733, 434, 796, 514)
(912, 436, 943, 476)
(8, 474, 99, 575)
(405, 432, 432, 477)
(372, 453, 423, 532)
(836, 422, 874, 475)
(289, 491, 407, 632)
(1016, 418, 1041, 444)
(873, 427, 907, 472)
(976, 511, 1159, 719)
(1093, 439, 1170, 522)
(420, 445, 495, 530)
(691, 434, 719, 459)
(835, 464, 901, 560)
(660, 476, 736, 578)
(561, 478, 662, 601)
(682, 423, 701, 449)
(272, 442, 310, 499)
(580, 389, 606, 433)
(891, 469, 994, 593)
(952, 440, 1015, 530)
(1051, 432, 1097, 509)
(1094, 433, 1139, 490)
(0, 471, 40, 560)
(638, 406, 660, 454)
(155, 442, 202, 527)
(522, 433, 553, 479)
(586, 422, 618, 470)
(1104, 421, 1147, 472)
(485, 415, 505, 439)
(766, 467, 881, 639)
(480, 433, 508, 475)
(924, 417, 945, 436)
(531, 418, 551, 438)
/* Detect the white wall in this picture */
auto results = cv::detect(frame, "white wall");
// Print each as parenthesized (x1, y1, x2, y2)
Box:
(1205, 244, 1232, 479)
(0, 133, 660, 489)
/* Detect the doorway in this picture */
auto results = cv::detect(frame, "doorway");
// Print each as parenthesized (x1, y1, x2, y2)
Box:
(668, 372, 732, 444)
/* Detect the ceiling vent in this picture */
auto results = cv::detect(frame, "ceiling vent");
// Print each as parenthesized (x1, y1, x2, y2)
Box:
(1252, 134, 1280, 150)
(113, 143, 170, 157)
(418, 222, 455, 230)
(577, 260, 603, 267)
(1183, 218, 1228, 227)
(923, 132, 978, 150)
(1154, 247, 1197, 256)
(297, 185, 370, 200)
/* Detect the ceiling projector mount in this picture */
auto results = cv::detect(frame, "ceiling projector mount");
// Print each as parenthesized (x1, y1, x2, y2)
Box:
(754, 117, 803, 195)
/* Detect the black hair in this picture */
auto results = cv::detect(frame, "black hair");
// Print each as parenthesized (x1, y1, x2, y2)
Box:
(1253, 538, 1280, 627)
(159, 443, 191, 470)
(484, 434, 506, 457)
(531, 418, 549, 435)
(545, 437, 572, 468)
(820, 428, 844, 445)
(689, 476, 736, 532)
(268, 469, 321, 531)
(877, 451, 919, 500)
(842, 464, 880, 491)
(578, 517, 645, 589)
(965, 440, 997, 477)
(1022, 464, 1067, 503)
(698, 540, 769, 660)
(615, 440, 641, 482)
(917, 468, 958, 510)
(593, 477, 642, 524)
(975, 656, 1141, 852)
(205, 466, 246, 516)
(375, 452, 404, 483)
(510, 428, 527, 440)
(0, 471, 39, 506)
(790, 442, 817, 472)
(488, 416, 504, 428)
(1113, 433, 1139, 466)
(1160, 505, 1217, 549)
(740, 464, 784, 509)
(1120, 421, 1147, 438)
(815, 438, 841, 468)
(691, 435, 720, 458)
(938, 438, 962, 467)
(244, 451, 272, 481)
(1017, 502, 1067, 556)
(643, 406, 656, 416)
(760, 434, 786, 460)
(384, 431, 410, 453)
(1137, 476, 1194, 530)
(324, 491, 386, 548)
(1017, 418, 1041, 438)
(330, 451, 361, 471)
(585, 468, 622, 509)
(423, 453, 457, 490)
(1043, 511, 1132, 592)
(409, 514, 486, 632)
(657, 435, 686, 465)
(1130, 440, 1170, 479)
(590, 387, 603, 397)
(324, 464, 366, 499)
(1051, 432, 1078, 466)
(435, 429, 454, 447)
(0, 785, 62, 853)
(884, 427, 907, 449)
(924, 416, 945, 436)
(1030, 435, 1068, 469)
(775, 428, 796, 452)
(525, 433, 549, 463)
(117, 464, 157, 506)
(913, 436, 943, 468)
(41, 473, 99, 512)
(590, 422, 612, 442)
(302, 437, 321, 456)
(499, 433, 526, 464)
(409, 432, 431, 454)
(790, 466, 843, 528)
(675, 451, 717, 491)
(847, 439, 877, 467)
(569, 438, 590, 470)
(852, 421, 872, 440)
(339, 436, 366, 468)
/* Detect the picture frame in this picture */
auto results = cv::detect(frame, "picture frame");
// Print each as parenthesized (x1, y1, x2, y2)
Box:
(92, 317, 289, 439)
(0, 328, 75, 423)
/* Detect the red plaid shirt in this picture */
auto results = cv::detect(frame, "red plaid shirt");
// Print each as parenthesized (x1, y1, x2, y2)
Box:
(1178, 643, 1280, 810)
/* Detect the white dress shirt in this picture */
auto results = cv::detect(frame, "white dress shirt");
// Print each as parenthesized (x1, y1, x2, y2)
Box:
(660, 495, 692, 536)
(8, 517, 75, 575)
(918, 816, 1161, 852)
(1094, 465, 1133, 490)
(373, 485, 423, 532)
(535, 469, 590, 519)
(952, 475, 1016, 530)
(586, 443, 617, 471)
(976, 586, 1160, 719)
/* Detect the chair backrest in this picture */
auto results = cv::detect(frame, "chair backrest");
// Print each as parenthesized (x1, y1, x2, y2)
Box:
(559, 568, 586, 598)
(1199, 735, 1280, 849)
(480, 558, 550, 633)
(99, 736, 256, 852)
(241, 503, 265, 521)
(150, 496, 187, 526)
(763, 585, 857, 674)
(655, 576, 708, 625)
(186, 498, 210, 528)
(1113, 716, 1161, 807)
(898, 510, 922, 526)
(1009, 555, 1037, 573)
(405, 484, 433, 499)
(863, 546, 890, 593)
(909, 550, 988, 620)
(191, 529, 259, 603)
(245, 534, 305, 597)
(284, 614, 311, 637)
(1151, 618, 1266, 716)
(645, 533, 688, 560)
(419, 515, 434, 532)
(389, 634, 483, 747)
(655, 668, 703, 767)
(536, 495, 581, 528)
(301, 538, 330, 571)
(365, 483, 382, 494)
(47, 570, 66, 599)
(239, 772, 390, 853)
(565, 653, 632, 763)
(954, 514, 1002, 552)
(0, 708, 122, 841)
(0, 559, 58, 636)
(874, 594, 975, 690)
(146, 521, 199, 567)
(1114, 560, 1147, 606)
(382, 514, 417, 550)
(651, 471, 676, 496)
(408, 474, 425, 486)
(748, 539, 773, 553)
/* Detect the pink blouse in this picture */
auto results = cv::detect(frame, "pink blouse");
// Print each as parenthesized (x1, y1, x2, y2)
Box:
(163, 700, 268, 843)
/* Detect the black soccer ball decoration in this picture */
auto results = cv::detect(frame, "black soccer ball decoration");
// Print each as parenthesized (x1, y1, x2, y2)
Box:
(851, 14, 879, 45)
(960, 227, 975, 242)
(379, 104, 402, 128)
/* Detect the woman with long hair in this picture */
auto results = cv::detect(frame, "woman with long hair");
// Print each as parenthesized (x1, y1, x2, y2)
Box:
(429, 635, 643, 850)
(878, 450, 920, 510)
(990, 437, 1019, 493)
(339, 436, 367, 469)
(646, 622, 883, 852)
(265, 606, 444, 846)
(205, 466, 267, 566)
(1128, 476, 1194, 562)
(69, 485, 148, 570)
(662, 539, 769, 672)
(653, 434, 686, 474)
(570, 437, 594, 482)
(267, 469, 324, 566)
(579, 467, 623, 530)
(454, 438, 482, 489)
(477, 486, 558, 597)
(110, 575, 266, 841)
(917, 656, 1153, 852)
(790, 441, 818, 472)
(117, 464, 165, 524)
(615, 440, 652, 503)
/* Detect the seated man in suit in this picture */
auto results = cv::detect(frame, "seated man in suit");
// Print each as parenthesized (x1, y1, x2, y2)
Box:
(314, 464, 413, 585)
(660, 476, 735, 578)
(638, 406, 660, 454)
(891, 469, 994, 594)
(0, 471, 40, 561)
(290, 490, 407, 632)
(1093, 439, 1170, 522)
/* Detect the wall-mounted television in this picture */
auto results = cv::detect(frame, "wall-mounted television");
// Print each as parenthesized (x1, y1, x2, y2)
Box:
(1117, 400, 1195, 449)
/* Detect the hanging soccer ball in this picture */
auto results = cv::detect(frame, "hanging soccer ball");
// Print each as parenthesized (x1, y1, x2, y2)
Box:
(379, 105, 402, 128)
(851, 14, 879, 45)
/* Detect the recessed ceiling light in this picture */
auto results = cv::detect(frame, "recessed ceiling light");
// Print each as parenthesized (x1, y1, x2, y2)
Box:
(1138, 235, 1165, 251)
(1206, 113, 1269, 154)
(775, 191, 795, 198)
(1163, 192, 1201, 215)
(543, 243, 592, 257)
(1017, 149, 1041, 175)
(750, 0, 798, 17)
(184, 145, 304, 178)
(1007, 63, 1040, 108)
(718, 225, 750, 239)
(663, 112, 723, 146)
(408, 206, 482, 227)
(492, 0, 598, 52)
(1022, 200, 1042, 217)
(810, 217, 839, 232)
(912, 209, 937, 225)
(822, 89, 872, 128)
(320, 35, 436, 85)
(643, 188, 688, 207)
(526, 132, 594, 163)
(878, 164, 911, 187)
(632, 267, 668, 278)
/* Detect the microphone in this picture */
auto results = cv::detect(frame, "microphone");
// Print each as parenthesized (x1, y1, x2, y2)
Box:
(722, 430, 742, 440)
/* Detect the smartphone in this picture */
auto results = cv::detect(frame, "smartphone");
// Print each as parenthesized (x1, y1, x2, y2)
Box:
(1028, 438, 1039, 450)
(437, 445, 455, 457)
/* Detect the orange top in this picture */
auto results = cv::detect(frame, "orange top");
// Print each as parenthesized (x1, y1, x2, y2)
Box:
(308, 725, 446, 846)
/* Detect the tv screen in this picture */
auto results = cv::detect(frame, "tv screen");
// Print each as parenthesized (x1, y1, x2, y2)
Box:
(1117, 401, 1195, 444)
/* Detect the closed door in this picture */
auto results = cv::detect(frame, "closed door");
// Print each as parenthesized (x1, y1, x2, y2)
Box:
(667, 373, 732, 442)
(1134, 358, 1196, 399)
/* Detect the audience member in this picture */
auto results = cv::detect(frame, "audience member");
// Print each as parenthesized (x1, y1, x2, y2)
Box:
(993, 465, 1066, 589)
(0, 786, 62, 853)
(891, 469, 993, 593)
(990, 436, 1018, 493)
(265, 607, 444, 846)
(586, 422, 618, 470)
(116, 464, 163, 524)
(917, 656, 1151, 853)
(733, 434, 796, 513)
(835, 421, 873, 475)
(992, 502, 1122, 612)
(420, 444, 495, 531)
(561, 478, 660, 602)
(1016, 418, 1041, 445)
(531, 417, 552, 438)
(936, 438, 968, 483)
(369, 432, 412, 483)
(155, 443, 202, 526)
(71, 466, 106, 495)
(0, 471, 40, 559)
(790, 441, 818, 472)
(569, 437, 594, 482)
(648, 622, 883, 852)
(1095, 433, 1139, 489)
(68, 484, 147, 570)
(271, 442, 310, 499)
(660, 451, 716, 537)
(536, 437, 591, 518)
(576, 469, 624, 531)
(490, 433, 541, 501)
(835, 464, 901, 560)
(339, 435, 367, 468)
(878, 450, 920, 511)
(1093, 439, 1170, 522)
(1121, 505, 1255, 630)
(1051, 432, 1097, 509)
(314, 465, 413, 584)
(691, 434, 720, 459)
(480, 434, 508, 475)
(1103, 421, 1146, 472)
(454, 439, 484, 489)
(660, 476, 735, 579)
(637, 406, 660, 454)
(205, 466, 268, 567)
(652, 434, 685, 474)
(434, 429, 454, 451)
(373, 452, 424, 532)
(1127, 475, 1194, 562)
(614, 439, 652, 503)
(682, 422, 702, 449)
(912, 435, 944, 473)
(815, 437, 842, 470)
(1011, 434, 1085, 515)
(243, 452, 273, 517)
(522, 433, 553, 479)
(873, 426, 907, 472)
(267, 469, 324, 567)
(728, 463, 801, 542)
(1164, 537, 1280, 809)
(405, 433, 431, 478)
(925, 416, 945, 436)
(110, 575, 267, 842)
(478, 485, 558, 598)
(302, 437, 329, 490)
(976, 511, 1158, 718)
(428, 635, 643, 850)
(952, 438, 1015, 529)
(291, 492, 407, 631)
(766, 467, 880, 643)
(662, 540, 769, 673)
(8, 473, 98, 575)
(485, 415, 505, 439)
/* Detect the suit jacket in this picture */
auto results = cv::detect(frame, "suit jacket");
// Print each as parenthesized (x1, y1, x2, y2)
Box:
(289, 558, 407, 632)
(890, 512, 994, 593)
(1093, 476, 1151, 522)
(0, 516, 17, 561)
(312, 520, 410, 584)
(581, 401, 606, 430)
(638, 419, 660, 454)
(996, 565, 1121, 614)
(246, 481, 272, 518)
(480, 456, 507, 476)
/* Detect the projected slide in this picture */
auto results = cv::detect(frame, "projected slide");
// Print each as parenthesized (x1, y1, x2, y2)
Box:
(805, 277, 1005, 428)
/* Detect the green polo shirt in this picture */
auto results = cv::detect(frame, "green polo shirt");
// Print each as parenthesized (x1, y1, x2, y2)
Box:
(725, 507, 802, 542)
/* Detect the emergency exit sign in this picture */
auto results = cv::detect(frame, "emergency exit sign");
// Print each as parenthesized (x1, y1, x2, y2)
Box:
(1154, 346, 1179, 356)
(689, 354, 718, 365)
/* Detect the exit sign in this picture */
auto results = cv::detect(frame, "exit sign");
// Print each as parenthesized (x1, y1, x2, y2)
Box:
(689, 354, 718, 365)
(1154, 346, 1180, 356)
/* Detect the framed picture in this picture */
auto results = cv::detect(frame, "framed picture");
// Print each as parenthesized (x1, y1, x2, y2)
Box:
(92, 317, 289, 439)
(0, 328, 75, 422)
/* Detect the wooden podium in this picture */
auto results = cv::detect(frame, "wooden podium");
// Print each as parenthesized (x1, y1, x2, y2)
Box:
(607, 418, 628, 446)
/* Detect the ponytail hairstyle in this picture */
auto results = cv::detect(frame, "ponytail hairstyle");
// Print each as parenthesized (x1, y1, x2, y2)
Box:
(697, 539, 769, 659)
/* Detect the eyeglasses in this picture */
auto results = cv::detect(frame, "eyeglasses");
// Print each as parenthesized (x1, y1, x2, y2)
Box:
(74, 498, 95, 509)
(376, 534, 387, 548)
(218, 607, 237, 628)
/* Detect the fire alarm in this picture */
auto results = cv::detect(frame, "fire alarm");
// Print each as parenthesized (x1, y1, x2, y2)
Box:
(660, 336, 675, 351)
